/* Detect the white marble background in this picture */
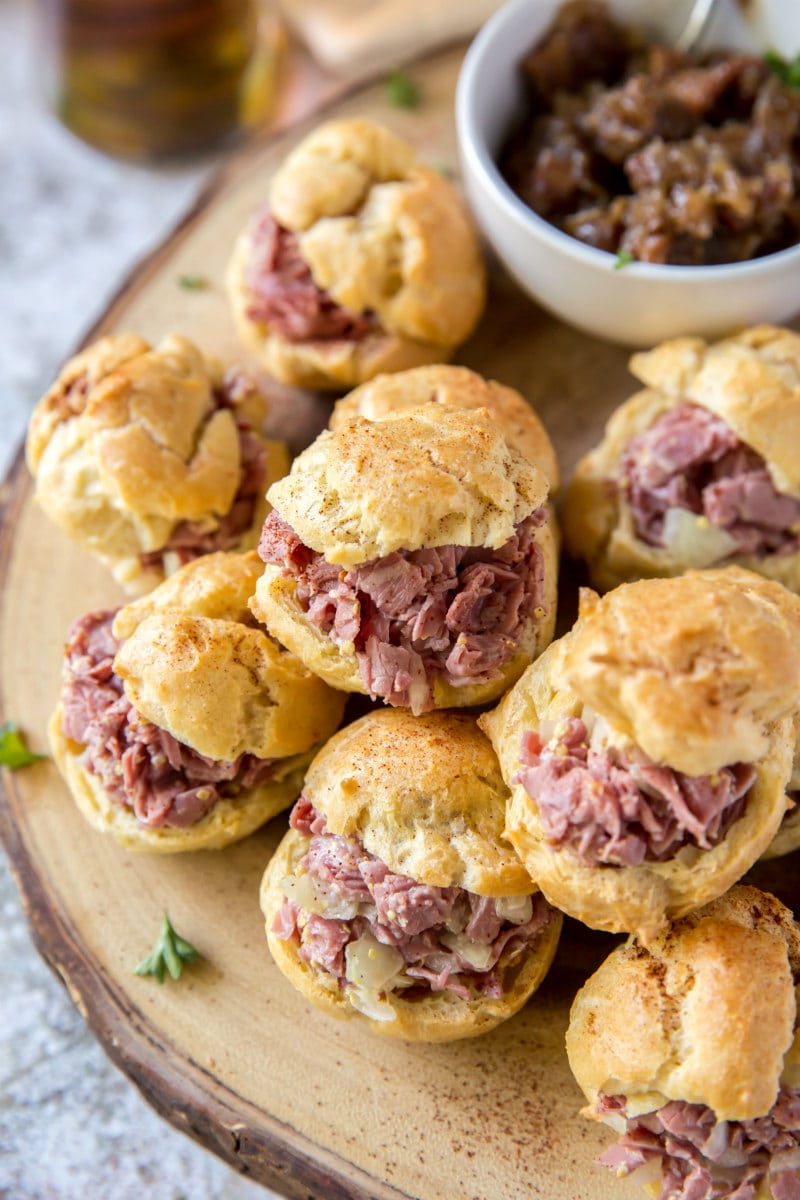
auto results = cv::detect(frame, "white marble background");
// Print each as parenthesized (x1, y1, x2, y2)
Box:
(0, 4, 280, 1196)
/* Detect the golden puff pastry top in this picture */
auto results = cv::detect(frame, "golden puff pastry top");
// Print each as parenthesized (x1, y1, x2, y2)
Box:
(111, 551, 345, 763)
(562, 567, 800, 777)
(25, 333, 276, 586)
(266, 118, 485, 349)
(267, 403, 549, 567)
(630, 325, 800, 496)
(113, 546, 264, 634)
(329, 365, 560, 491)
(566, 886, 800, 1122)
(301, 708, 535, 897)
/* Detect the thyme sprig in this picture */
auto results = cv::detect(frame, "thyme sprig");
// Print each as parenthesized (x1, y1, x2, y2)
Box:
(134, 912, 200, 984)
(765, 49, 800, 88)
(178, 274, 209, 291)
(0, 722, 47, 769)
(385, 69, 421, 109)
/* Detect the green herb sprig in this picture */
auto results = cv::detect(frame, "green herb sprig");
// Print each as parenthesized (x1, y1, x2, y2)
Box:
(765, 49, 800, 88)
(134, 912, 200, 984)
(613, 248, 635, 270)
(178, 274, 209, 291)
(385, 69, 421, 109)
(0, 722, 47, 770)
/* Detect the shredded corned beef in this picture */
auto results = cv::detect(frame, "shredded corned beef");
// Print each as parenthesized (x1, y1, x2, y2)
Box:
(622, 401, 800, 556)
(259, 509, 549, 714)
(515, 717, 755, 866)
(596, 1090, 800, 1200)
(140, 367, 270, 572)
(60, 611, 275, 828)
(273, 796, 556, 1002)
(243, 208, 378, 342)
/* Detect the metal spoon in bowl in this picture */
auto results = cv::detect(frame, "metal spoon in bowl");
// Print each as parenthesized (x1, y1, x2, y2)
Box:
(672, 0, 723, 52)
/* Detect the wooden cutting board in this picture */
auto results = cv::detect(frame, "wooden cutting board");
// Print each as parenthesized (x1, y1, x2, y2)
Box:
(3, 45, 799, 1200)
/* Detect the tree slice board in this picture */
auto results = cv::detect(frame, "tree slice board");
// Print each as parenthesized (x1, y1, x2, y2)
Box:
(3, 44, 799, 1200)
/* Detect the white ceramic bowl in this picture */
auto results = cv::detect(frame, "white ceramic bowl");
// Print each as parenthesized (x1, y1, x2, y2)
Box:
(456, 0, 800, 346)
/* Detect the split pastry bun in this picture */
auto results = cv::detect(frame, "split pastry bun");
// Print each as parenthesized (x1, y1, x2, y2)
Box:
(226, 117, 487, 390)
(329, 364, 560, 491)
(26, 332, 289, 595)
(562, 325, 800, 593)
(260, 708, 562, 1041)
(250, 403, 558, 713)
(481, 567, 800, 943)
(566, 886, 800, 1200)
(49, 551, 346, 852)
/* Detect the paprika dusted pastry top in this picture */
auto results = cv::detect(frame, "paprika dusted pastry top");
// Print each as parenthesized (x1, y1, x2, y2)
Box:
(562, 325, 800, 594)
(25, 332, 289, 595)
(481, 567, 800, 943)
(226, 117, 487, 390)
(260, 708, 562, 1041)
(250, 403, 558, 714)
(566, 886, 800, 1200)
(49, 551, 346, 853)
(329, 364, 560, 491)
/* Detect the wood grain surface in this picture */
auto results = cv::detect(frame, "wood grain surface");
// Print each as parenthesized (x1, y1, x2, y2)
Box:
(3, 45, 799, 1200)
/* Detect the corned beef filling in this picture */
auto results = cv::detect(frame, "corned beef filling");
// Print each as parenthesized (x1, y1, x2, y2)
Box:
(622, 402, 800, 558)
(515, 717, 755, 866)
(60, 610, 275, 828)
(272, 796, 556, 1018)
(243, 208, 379, 343)
(596, 1090, 800, 1200)
(140, 368, 269, 571)
(259, 508, 548, 714)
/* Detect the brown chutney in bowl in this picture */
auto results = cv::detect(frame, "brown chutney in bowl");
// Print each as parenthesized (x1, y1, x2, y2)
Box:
(499, 0, 800, 266)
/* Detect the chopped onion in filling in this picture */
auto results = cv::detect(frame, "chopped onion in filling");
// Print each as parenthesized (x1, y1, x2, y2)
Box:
(280, 873, 361, 921)
(585, 710, 629, 756)
(494, 895, 534, 925)
(345, 934, 405, 991)
(439, 932, 495, 970)
(538, 709, 629, 757)
(407, 673, 433, 718)
(444, 903, 469, 934)
(344, 934, 406, 1021)
(703, 1120, 731, 1164)
(661, 506, 739, 567)
(161, 550, 184, 578)
(347, 989, 398, 1023)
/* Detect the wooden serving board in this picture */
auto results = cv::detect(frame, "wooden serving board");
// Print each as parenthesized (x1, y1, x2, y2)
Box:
(3, 46, 800, 1200)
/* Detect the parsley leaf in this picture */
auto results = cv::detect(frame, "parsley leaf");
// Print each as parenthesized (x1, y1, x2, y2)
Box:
(385, 69, 421, 109)
(134, 912, 200, 984)
(0, 723, 46, 769)
(613, 248, 635, 270)
(178, 274, 209, 291)
(765, 49, 800, 88)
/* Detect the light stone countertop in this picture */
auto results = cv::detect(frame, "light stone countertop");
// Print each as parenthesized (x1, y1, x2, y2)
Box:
(0, 5, 283, 1197)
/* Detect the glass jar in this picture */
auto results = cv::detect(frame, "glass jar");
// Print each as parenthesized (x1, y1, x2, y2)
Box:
(37, 0, 282, 159)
